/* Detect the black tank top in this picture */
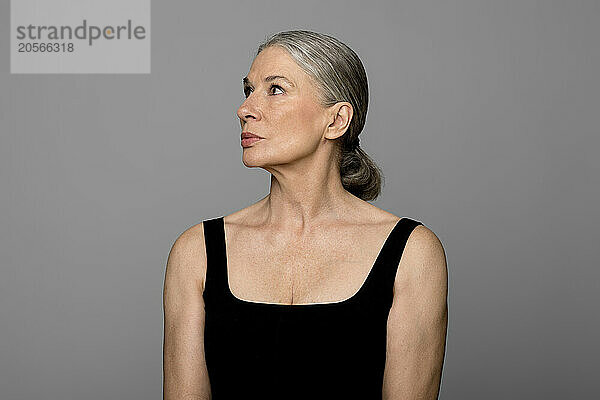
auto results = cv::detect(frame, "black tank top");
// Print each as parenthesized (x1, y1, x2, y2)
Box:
(202, 216, 422, 399)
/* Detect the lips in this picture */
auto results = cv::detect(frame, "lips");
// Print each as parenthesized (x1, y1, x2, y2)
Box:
(241, 131, 264, 139)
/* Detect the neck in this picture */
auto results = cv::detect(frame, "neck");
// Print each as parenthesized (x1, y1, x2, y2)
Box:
(255, 154, 359, 232)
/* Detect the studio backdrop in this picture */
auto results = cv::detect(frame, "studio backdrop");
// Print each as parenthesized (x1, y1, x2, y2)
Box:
(1, 0, 598, 399)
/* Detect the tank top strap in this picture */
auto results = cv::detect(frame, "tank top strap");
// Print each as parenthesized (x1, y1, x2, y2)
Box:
(363, 217, 423, 307)
(202, 216, 229, 303)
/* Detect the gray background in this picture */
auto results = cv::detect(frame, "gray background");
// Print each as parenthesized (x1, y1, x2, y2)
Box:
(1, 0, 598, 399)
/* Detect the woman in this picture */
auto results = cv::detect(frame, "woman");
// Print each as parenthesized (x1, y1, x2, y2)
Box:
(164, 30, 448, 400)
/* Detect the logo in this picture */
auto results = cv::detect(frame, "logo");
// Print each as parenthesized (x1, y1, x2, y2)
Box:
(11, 0, 151, 74)
(15, 19, 147, 46)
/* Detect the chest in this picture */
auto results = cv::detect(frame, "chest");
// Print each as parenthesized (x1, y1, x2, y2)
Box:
(223, 226, 390, 305)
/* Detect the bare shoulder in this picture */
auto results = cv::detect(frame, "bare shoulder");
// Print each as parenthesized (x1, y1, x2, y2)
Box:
(163, 222, 212, 399)
(384, 223, 447, 398)
(403, 224, 446, 266)
(395, 223, 448, 300)
(164, 221, 208, 294)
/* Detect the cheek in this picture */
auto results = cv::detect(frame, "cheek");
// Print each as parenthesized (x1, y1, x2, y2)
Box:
(276, 114, 323, 157)
(275, 100, 325, 142)
(262, 124, 319, 163)
(300, 100, 326, 132)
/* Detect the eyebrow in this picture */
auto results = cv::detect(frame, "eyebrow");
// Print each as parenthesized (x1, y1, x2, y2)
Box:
(243, 75, 295, 87)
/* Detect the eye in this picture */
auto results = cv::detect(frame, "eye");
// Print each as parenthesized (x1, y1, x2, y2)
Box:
(269, 84, 284, 95)
(243, 84, 284, 98)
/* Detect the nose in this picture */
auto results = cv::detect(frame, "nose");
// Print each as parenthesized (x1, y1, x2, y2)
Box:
(237, 96, 261, 124)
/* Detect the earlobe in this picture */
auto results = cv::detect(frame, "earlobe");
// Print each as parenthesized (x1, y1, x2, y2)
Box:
(324, 102, 353, 140)
(325, 113, 345, 140)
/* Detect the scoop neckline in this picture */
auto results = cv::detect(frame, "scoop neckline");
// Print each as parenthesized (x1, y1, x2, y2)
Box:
(221, 216, 405, 309)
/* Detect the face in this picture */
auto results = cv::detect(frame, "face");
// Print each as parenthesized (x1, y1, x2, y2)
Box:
(237, 46, 337, 168)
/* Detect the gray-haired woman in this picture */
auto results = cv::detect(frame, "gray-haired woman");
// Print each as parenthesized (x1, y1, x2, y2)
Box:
(164, 30, 448, 400)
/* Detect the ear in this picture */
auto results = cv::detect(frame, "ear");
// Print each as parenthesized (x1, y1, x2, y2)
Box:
(324, 102, 353, 141)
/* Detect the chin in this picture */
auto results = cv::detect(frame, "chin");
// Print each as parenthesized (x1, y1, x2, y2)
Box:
(241, 154, 267, 168)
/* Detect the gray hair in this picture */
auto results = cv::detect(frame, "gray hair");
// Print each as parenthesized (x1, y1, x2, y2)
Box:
(256, 30, 384, 201)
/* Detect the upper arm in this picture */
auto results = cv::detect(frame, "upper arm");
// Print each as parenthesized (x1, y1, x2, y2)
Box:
(383, 225, 448, 400)
(163, 223, 211, 400)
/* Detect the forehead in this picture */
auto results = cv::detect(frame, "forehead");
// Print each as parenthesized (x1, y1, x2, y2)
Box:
(246, 46, 304, 83)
